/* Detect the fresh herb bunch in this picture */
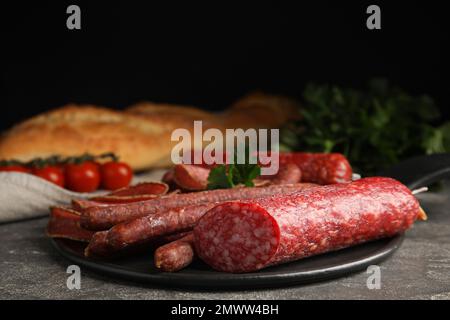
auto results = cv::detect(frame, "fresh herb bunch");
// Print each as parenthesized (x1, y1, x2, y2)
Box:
(207, 147, 261, 189)
(280, 79, 450, 174)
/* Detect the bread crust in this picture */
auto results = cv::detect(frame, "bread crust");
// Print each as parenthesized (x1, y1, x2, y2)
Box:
(0, 95, 299, 170)
(0, 104, 175, 170)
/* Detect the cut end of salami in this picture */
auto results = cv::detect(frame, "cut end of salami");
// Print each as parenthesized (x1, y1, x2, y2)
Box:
(173, 164, 210, 191)
(194, 202, 280, 273)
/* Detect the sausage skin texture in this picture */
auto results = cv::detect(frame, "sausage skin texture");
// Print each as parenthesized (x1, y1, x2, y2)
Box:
(81, 183, 317, 230)
(194, 177, 420, 273)
(84, 230, 191, 257)
(277, 152, 352, 184)
(85, 183, 318, 256)
(85, 203, 214, 257)
(154, 233, 195, 272)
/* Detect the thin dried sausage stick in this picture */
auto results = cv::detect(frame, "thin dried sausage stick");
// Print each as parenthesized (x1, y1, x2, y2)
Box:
(85, 203, 212, 257)
(85, 183, 318, 256)
(81, 183, 317, 230)
(154, 233, 195, 272)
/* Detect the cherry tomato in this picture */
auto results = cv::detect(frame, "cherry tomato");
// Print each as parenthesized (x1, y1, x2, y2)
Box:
(100, 161, 133, 190)
(0, 165, 31, 174)
(32, 166, 65, 187)
(65, 162, 100, 193)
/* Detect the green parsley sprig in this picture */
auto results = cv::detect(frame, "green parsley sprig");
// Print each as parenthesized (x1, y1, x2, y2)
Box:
(280, 79, 450, 174)
(207, 148, 261, 189)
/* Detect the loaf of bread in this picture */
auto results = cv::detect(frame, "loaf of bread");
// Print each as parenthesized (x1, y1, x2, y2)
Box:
(222, 92, 301, 128)
(0, 93, 300, 171)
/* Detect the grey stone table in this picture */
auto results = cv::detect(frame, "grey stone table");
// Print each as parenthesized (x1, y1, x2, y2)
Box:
(1, 181, 449, 300)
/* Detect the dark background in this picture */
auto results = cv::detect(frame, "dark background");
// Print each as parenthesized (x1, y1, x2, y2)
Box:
(1, 1, 448, 131)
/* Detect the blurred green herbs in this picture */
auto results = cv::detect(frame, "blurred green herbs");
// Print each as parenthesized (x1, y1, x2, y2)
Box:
(280, 79, 450, 174)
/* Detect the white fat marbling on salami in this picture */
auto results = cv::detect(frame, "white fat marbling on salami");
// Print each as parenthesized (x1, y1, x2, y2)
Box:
(193, 202, 280, 273)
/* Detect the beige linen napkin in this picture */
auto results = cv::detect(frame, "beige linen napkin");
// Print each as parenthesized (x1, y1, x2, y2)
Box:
(0, 170, 166, 224)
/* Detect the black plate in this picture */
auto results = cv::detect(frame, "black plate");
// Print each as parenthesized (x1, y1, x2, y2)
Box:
(52, 154, 450, 289)
(51, 235, 403, 289)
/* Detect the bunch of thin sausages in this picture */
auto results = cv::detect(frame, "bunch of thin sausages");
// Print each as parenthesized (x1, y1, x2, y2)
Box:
(47, 152, 426, 273)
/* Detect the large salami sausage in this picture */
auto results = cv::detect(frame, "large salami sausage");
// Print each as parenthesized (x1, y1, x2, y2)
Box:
(193, 177, 423, 273)
(81, 183, 317, 230)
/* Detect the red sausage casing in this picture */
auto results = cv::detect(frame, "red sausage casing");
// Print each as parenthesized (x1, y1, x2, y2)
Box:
(154, 233, 195, 272)
(278, 152, 352, 184)
(85, 183, 319, 256)
(194, 177, 420, 273)
(81, 183, 317, 230)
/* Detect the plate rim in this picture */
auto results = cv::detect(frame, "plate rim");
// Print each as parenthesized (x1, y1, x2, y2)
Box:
(51, 234, 404, 290)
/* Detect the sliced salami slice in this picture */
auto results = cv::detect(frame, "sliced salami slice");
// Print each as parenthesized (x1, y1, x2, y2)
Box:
(173, 164, 210, 191)
(88, 194, 160, 204)
(259, 162, 302, 185)
(106, 182, 169, 197)
(47, 207, 95, 242)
